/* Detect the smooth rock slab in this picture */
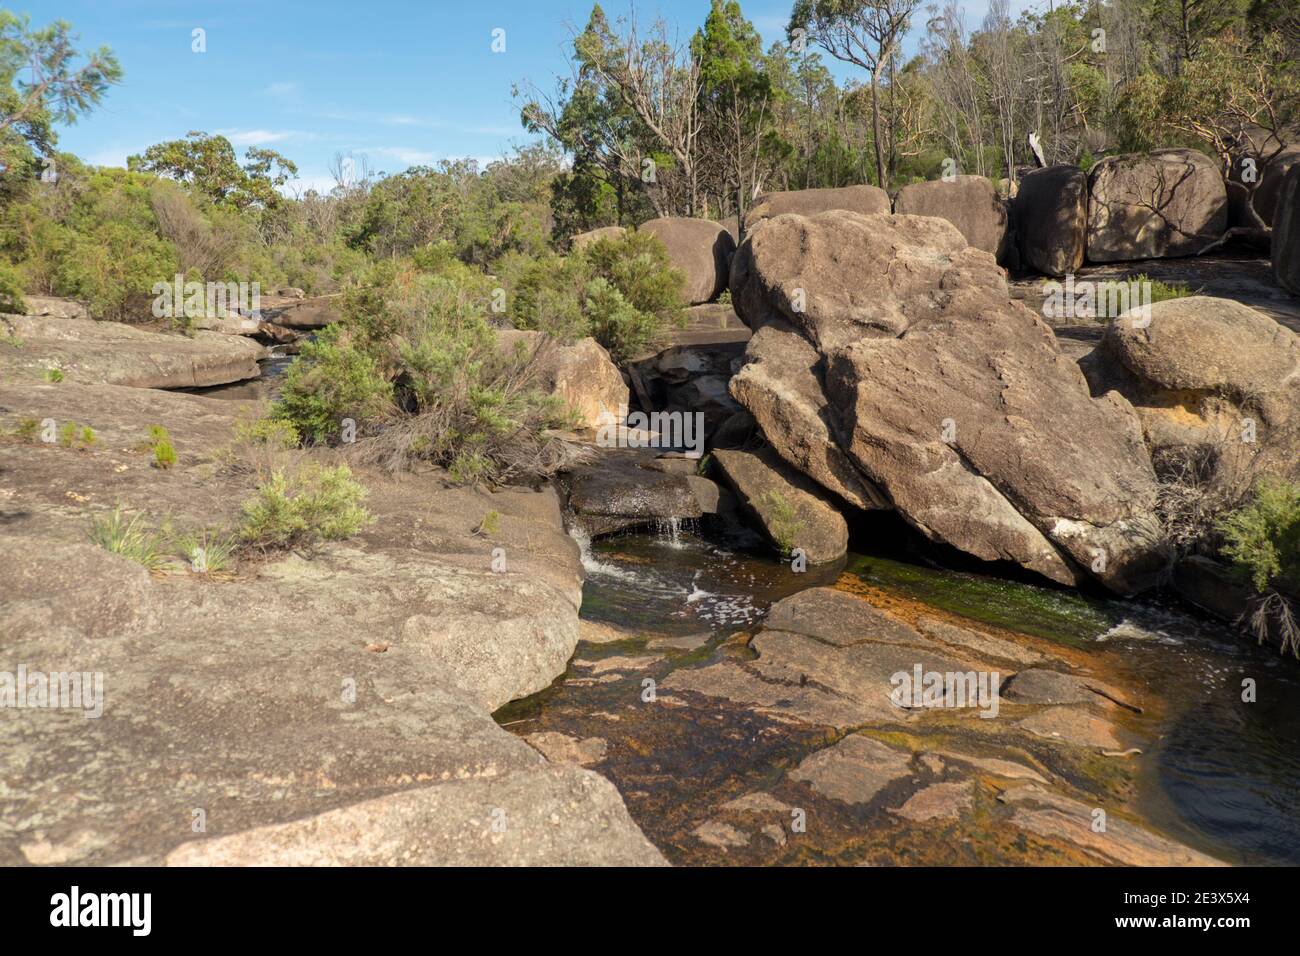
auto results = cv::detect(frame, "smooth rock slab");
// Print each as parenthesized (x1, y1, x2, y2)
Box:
(525, 731, 608, 767)
(165, 765, 666, 866)
(1017, 707, 1122, 750)
(766, 587, 928, 648)
(890, 780, 974, 823)
(789, 735, 913, 806)
(999, 784, 1223, 866)
(0, 314, 266, 388)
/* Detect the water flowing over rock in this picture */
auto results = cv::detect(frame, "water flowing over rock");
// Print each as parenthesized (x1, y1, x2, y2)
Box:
(728, 210, 1163, 593)
(1085, 149, 1228, 262)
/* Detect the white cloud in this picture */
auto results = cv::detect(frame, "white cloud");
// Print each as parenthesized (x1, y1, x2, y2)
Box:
(262, 82, 302, 100)
(217, 128, 301, 146)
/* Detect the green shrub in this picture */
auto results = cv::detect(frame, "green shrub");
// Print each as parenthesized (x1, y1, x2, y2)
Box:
(281, 266, 576, 485)
(13, 417, 39, 441)
(274, 325, 394, 444)
(148, 425, 177, 469)
(1217, 479, 1300, 594)
(499, 231, 685, 361)
(44, 366, 63, 383)
(238, 462, 371, 550)
(89, 506, 169, 570)
(0, 260, 26, 313)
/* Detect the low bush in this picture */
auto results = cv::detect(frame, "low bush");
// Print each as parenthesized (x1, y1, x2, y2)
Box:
(277, 265, 580, 484)
(238, 462, 371, 551)
(1217, 478, 1300, 656)
(499, 229, 685, 361)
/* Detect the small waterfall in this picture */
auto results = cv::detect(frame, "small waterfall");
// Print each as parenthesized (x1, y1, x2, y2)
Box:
(568, 524, 637, 581)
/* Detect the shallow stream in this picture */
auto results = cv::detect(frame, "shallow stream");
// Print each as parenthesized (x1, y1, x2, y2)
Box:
(498, 527, 1300, 865)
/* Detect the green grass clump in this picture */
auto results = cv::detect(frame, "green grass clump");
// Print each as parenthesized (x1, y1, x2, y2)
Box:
(238, 462, 371, 551)
(43, 366, 64, 383)
(475, 509, 501, 536)
(147, 425, 177, 469)
(89, 506, 169, 570)
(760, 490, 804, 554)
(1132, 274, 1195, 303)
(173, 527, 238, 574)
(13, 417, 39, 441)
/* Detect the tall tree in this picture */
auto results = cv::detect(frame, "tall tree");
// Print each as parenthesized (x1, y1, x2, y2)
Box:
(788, 0, 921, 190)
(693, 0, 772, 235)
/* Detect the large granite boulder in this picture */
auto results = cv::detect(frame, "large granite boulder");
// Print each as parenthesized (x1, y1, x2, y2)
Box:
(1092, 296, 1300, 485)
(1085, 149, 1228, 262)
(712, 446, 848, 564)
(0, 313, 266, 388)
(1275, 164, 1300, 296)
(743, 184, 891, 234)
(893, 174, 1009, 260)
(1251, 144, 1300, 227)
(260, 293, 342, 329)
(637, 217, 735, 305)
(728, 317, 887, 511)
(1014, 165, 1088, 277)
(497, 331, 627, 429)
(728, 210, 1162, 593)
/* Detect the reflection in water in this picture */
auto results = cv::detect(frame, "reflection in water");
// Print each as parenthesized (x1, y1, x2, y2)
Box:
(570, 528, 1300, 864)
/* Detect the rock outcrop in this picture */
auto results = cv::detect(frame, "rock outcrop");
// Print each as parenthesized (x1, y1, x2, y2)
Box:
(571, 225, 627, 250)
(1252, 144, 1300, 227)
(712, 446, 849, 564)
(261, 293, 342, 329)
(743, 184, 890, 234)
(1014, 165, 1088, 277)
(497, 330, 628, 429)
(0, 314, 266, 388)
(1275, 164, 1300, 296)
(637, 217, 735, 305)
(728, 210, 1163, 592)
(893, 174, 1009, 260)
(1090, 296, 1300, 485)
(1085, 149, 1228, 262)
(0, 381, 663, 866)
(728, 317, 887, 511)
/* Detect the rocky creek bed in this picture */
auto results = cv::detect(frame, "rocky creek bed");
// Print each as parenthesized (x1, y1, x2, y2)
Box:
(497, 528, 1300, 866)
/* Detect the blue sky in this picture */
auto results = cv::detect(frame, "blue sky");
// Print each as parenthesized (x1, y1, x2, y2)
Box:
(29, 0, 1030, 192)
